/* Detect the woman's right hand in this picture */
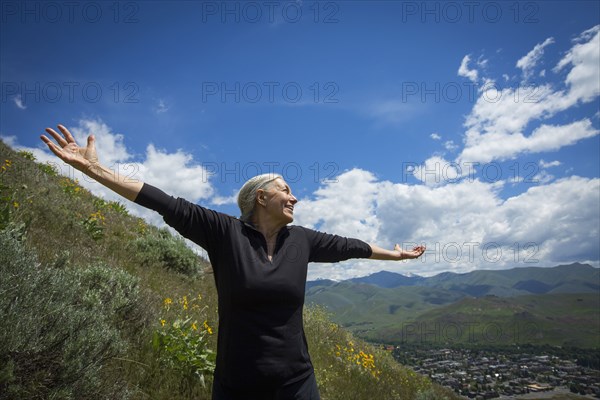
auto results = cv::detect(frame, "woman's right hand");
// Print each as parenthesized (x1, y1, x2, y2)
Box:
(40, 124, 99, 173)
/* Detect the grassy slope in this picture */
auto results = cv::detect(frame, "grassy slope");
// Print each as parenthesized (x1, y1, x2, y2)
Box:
(0, 141, 460, 400)
(306, 268, 600, 346)
(370, 293, 600, 347)
(306, 282, 466, 337)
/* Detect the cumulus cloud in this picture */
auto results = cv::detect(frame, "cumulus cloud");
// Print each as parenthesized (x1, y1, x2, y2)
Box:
(409, 156, 460, 187)
(554, 25, 600, 104)
(458, 55, 479, 83)
(430, 133, 441, 140)
(444, 140, 459, 151)
(140, 144, 213, 201)
(296, 170, 599, 280)
(211, 191, 239, 206)
(539, 159, 561, 169)
(69, 119, 132, 167)
(516, 37, 554, 81)
(460, 119, 598, 164)
(458, 25, 600, 165)
(294, 168, 380, 241)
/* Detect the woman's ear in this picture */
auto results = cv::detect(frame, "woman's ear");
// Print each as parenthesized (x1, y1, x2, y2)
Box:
(256, 189, 266, 206)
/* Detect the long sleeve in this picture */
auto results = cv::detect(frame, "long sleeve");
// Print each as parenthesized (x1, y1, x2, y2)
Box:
(133, 183, 231, 255)
(301, 227, 373, 263)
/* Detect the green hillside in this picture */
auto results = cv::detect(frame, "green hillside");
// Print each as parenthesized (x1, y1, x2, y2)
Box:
(0, 141, 459, 400)
(307, 282, 465, 338)
(397, 293, 600, 347)
(306, 268, 600, 347)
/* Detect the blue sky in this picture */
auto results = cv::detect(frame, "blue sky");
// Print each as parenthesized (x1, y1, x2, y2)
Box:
(1, 0, 599, 279)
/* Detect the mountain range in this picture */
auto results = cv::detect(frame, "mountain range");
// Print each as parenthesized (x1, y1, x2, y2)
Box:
(305, 263, 600, 347)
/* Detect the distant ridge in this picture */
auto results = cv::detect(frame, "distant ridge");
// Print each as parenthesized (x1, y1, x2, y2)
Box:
(349, 270, 425, 288)
(305, 279, 336, 291)
(307, 263, 599, 297)
(305, 263, 600, 347)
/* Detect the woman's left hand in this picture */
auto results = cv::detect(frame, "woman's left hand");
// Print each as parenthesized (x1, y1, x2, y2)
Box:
(393, 244, 426, 260)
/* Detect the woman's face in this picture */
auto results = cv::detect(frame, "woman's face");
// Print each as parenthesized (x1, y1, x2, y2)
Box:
(261, 178, 298, 224)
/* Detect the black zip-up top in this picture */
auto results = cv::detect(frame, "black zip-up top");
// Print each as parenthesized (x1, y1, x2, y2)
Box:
(135, 183, 373, 390)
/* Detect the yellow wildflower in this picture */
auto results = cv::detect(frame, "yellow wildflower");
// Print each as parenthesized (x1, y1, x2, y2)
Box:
(204, 320, 213, 335)
(192, 322, 198, 331)
(163, 297, 173, 309)
(160, 319, 166, 327)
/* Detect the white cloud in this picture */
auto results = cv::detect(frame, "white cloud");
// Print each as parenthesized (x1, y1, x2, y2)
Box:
(294, 168, 380, 241)
(13, 95, 26, 110)
(444, 140, 458, 151)
(140, 144, 213, 201)
(531, 170, 555, 184)
(539, 159, 561, 168)
(458, 55, 479, 82)
(296, 169, 599, 280)
(410, 156, 461, 187)
(430, 133, 441, 140)
(211, 191, 239, 206)
(460, 119, 598, 164)
(554, 25, 600, 104)
(516, 37, 554, 81)
(483, 176, 599, 264)
(458, 25, 600, 165)
(69, 119, 132, 167)
(476, 56, 489, 69)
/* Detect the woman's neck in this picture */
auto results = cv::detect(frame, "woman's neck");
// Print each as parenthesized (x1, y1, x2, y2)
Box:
(251, 216, 285, 242)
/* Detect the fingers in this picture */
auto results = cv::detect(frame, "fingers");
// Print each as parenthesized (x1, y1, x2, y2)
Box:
(394, 244, 426, 254)
(40, 134, 64, 158)
(397, 244, 426, 259)
(44, 126, 69, 147)
(57, 124, 76, 143)
(43, 124, 77, 148)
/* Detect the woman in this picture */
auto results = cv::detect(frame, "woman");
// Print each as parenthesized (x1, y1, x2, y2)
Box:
(41, 124, 426, 400)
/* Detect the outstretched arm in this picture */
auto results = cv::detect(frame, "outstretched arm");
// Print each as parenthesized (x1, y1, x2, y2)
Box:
(369, 243, 426, 261)
(40, 124, 143, 202)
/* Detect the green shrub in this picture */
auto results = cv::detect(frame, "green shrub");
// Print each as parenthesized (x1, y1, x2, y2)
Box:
(153, 294, 216, 391)
(0, 229, 145, 399)
(17, 150, 36, 161)
(131, 228, 202, 276)
(82, 210, 106, 240)
(37, 162, 59, 177)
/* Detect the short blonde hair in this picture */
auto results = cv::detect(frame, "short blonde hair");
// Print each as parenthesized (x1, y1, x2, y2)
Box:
(237, 173, 283, 222)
